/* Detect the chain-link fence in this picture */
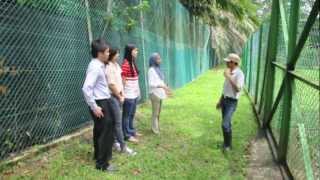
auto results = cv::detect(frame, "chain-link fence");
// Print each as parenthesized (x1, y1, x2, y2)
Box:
(0, 0, 215, 161)
(242, 0, 319, 179)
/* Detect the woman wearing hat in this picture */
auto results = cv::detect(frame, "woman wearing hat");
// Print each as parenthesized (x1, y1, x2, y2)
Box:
(216, 53, 245, 151)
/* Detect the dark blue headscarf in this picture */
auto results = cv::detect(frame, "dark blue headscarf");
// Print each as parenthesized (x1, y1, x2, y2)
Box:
(149, 53, 164, 80)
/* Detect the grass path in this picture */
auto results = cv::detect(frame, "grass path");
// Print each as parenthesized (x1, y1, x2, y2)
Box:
(1, 69, 258, 179)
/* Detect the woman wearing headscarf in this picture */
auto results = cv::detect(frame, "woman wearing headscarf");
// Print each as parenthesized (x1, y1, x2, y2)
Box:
(148, 53, 171, 134)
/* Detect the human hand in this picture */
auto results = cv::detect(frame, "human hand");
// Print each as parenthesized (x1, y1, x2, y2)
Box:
(224, 68, 231, 79)
(119, 96, 125, 103)
(165, 87, 173, 97)
(94, 106, 104, 118)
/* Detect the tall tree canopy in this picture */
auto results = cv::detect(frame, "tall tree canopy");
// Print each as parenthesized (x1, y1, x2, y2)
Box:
(180, 0, 268, 62)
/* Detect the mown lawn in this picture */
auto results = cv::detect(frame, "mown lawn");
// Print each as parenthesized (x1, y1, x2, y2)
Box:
(1, 69, 258, 180)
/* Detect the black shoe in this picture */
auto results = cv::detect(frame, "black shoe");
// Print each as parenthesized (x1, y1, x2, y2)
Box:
(96, 165, 106, 171)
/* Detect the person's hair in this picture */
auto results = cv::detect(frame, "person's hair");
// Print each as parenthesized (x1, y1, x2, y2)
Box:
(107, 47, 120, 64)
(124, 44, 139, 75)
(91, 39, 110, 58)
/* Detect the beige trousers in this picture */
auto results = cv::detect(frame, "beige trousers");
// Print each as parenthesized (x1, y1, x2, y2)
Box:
(150, 93, 162, 134)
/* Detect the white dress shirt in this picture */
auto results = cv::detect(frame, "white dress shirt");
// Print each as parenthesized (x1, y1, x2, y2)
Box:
(148, 67, 167, 100)
(82, 59, 111, 111)
(223, 67, 245, 99)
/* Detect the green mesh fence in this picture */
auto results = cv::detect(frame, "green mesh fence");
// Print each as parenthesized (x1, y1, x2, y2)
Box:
(242, 0, 319, 179)
(0, 0, 215, 160)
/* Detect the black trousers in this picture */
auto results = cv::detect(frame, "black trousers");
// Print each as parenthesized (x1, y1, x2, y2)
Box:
(89, 99, 115, 169)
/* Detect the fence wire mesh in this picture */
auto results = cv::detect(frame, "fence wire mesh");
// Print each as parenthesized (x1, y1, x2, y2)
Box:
(242, 0, 319, 179)
(0, 0, 215, 160)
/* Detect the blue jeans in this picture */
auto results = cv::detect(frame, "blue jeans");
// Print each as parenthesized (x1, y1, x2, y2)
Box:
(109, 96, 125, 148)
(221, 97, 238, 133)
(122, 98, 138, 139)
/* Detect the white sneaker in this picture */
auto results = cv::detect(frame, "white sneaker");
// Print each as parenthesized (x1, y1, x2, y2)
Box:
(128, 136, 139, 143)
(113, 142, 121, 152)
(122, 146, 137, 156)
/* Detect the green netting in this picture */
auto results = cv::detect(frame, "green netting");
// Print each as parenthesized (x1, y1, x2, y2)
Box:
(270, 96, 283, 145)
(269, 67, 285, 144)
(273, 67, 285, 103)
(295, 21, 319, 83)
(0, 0, 215, 160)
(0, 0, 92, 159)
(248, 31, 260, 98)
(276, 17, 288, 64)
(242, 0, 319, 179)
(257, 23, 269, 105)
(287, 79, 320, 179)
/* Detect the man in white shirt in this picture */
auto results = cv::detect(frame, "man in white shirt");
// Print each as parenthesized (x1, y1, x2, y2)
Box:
(82, 39, 116, 172)
(216, 53, 245, 151)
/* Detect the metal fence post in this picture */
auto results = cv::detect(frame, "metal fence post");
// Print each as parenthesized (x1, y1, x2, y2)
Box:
(278, 0, 300, 163)
(85, 0, 93, 44)
(255, 27, 263, 104)
(249, 36, 253, 94)
(139, 0, 148, 99)
(262, 0, 280, 124)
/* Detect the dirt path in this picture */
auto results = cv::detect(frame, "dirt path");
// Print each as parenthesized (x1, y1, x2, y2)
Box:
(246, 129, 283, 180)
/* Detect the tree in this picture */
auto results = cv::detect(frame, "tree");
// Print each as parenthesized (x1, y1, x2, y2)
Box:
(180, 0, 266, 62)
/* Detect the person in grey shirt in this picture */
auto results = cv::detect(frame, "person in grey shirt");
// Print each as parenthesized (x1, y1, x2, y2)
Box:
(216, 53, 245, 152)
(82, 39, 117, 172)
(106, 47, 136, 156)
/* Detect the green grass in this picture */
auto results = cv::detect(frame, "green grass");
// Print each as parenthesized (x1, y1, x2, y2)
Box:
(1, 69, 258, 180)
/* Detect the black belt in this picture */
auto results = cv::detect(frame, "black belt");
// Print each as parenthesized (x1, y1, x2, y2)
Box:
(223, 96, 238, 101)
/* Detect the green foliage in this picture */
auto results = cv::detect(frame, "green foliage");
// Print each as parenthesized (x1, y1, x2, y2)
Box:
(104, 0, 150, 32)
(179, 0, 260, 26)
(179, 0, 264, 62)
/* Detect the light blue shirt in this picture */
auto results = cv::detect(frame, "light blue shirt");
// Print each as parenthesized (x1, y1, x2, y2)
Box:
(82, 59, 110, 111)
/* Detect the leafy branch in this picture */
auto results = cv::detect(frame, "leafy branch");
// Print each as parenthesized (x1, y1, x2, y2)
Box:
(104, 0, 150, 32)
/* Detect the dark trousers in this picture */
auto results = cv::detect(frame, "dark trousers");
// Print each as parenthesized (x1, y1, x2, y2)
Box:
(221, 97, 238, 148)
(122, 98, 138, 139)
(89, 99, 115, 169)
